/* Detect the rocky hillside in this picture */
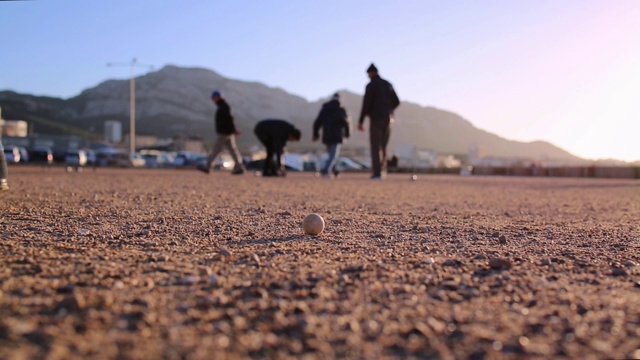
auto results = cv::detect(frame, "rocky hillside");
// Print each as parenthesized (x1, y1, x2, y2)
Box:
(1, 65, 582, 161)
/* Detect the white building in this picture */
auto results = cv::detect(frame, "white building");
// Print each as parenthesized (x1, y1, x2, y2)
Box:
(1, 120, 28, 137)
(394, 143, 439, 168)
(104, 120, 122, 143)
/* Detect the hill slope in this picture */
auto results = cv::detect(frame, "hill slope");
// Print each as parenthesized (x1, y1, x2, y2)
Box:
(1, 65, 581, 162)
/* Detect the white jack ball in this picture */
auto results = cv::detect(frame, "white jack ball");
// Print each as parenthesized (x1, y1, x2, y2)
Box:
(302, 213, 325, 235)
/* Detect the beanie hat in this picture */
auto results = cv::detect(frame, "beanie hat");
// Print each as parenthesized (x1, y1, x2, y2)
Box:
(211, 90, 221, 97)
(332, 93, 340, 100)
(366, 63, 378, 73)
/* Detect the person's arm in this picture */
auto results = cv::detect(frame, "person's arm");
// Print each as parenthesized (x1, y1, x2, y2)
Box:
(358, 83, 373, 127)
(275, 146, 286, 175)
(220, 101, 237, 134)
(341, 108, 350, 139)
(312, 108, 324, 141)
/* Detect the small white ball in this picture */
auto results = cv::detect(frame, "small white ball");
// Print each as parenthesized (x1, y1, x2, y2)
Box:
(302, 213, 325, 235)
(411, 174, 418, 181)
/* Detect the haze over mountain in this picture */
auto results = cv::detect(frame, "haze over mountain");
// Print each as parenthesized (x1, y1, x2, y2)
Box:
(1, 65, 583, 162)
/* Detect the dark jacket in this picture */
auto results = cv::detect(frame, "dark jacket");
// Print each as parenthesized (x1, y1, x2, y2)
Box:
(214, 98, 237, 135)
(358, 75, 400, 125)
(313, 99, 350, 145)
(253, 119, 298, 152)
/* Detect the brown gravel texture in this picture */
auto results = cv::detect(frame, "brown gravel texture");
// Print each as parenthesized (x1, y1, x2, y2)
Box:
(1, 166, 639, 360)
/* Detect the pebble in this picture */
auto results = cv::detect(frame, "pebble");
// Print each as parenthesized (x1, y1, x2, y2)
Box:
(57, 294, 86, 312)
(611, 267, 627, 277)
(489, 258, 512, 270)
(443, 259, 461, 267)
(178, 275, 200, 285)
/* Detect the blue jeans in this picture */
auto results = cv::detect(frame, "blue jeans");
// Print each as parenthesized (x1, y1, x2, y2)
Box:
(322, 143, 341, 174)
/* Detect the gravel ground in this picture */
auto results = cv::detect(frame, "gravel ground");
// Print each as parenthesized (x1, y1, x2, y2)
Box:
(1, 166, 639, 360)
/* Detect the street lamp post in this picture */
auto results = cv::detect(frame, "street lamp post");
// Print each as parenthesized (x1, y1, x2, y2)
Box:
(107, 58, 154, 154)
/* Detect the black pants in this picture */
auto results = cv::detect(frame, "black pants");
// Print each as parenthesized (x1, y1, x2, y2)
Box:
(256, 135, 284, 176)
(369, 121, 391, 177)
(0, 140, 8, 181)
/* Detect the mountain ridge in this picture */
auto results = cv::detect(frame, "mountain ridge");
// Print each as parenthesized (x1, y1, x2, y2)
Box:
(1, 65, 582, 162)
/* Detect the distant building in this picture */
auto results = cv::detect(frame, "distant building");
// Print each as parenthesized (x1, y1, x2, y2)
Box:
(104, 120, 122, 143)
(1, 120, 28, 137)
(173, 135, 204, 153)
(436, 155, 462, 168)
(393, 144, 439, 168)
(123, 133, 162, 150)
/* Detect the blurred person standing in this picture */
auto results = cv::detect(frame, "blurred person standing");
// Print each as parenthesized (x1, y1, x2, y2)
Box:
(313, 93, 350, 178)
(253, 119, 301, 177)
(357, 63, 400, 180)
(197, 90, 246, 175)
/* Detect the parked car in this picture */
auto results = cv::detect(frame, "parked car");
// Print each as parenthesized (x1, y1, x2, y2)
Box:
(118, 153, 146, 168)
(139, 150, 176, 168)
(3, 146, 21, 164)
(95, 148, 127, 167)
(174, 151, 205, 167)
(28, 147, 54, 165)
(64, 150, 88, 171)
(335, 157, 365, 172)
(18, 147, 29, 163)
(85, 150, 96, 166)
(140, 150, 161, 168)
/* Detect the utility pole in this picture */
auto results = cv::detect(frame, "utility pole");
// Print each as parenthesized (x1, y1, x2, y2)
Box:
(106, 58, 154, 154)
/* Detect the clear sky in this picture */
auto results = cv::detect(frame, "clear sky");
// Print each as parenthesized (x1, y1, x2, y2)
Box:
(1, 0, 639, 162)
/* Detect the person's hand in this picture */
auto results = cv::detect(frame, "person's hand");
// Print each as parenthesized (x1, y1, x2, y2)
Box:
(358, 124, 365, 132)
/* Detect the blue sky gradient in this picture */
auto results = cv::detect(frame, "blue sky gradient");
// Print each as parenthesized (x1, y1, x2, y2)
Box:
(1, 0, 639, 161)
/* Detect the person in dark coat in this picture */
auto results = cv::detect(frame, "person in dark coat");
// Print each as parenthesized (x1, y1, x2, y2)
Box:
(253, 119, 301, 177)
(313, 93, 350, 178)
(197, 90, 245, 175)
(357, 63, 400, 179)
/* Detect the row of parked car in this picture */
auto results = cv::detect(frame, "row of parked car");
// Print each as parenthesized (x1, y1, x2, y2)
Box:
(3, 145, 54, 165)
(4, 145, 370, 173)
(2, 146, 218, 169)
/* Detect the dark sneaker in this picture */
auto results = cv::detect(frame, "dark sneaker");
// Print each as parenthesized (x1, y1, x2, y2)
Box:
(370, 175, 383, 180)
(231, 168, 245, 175)
(332, 169, 340, 178)
(1, 179, 8, 192)
(196, 165, 211, 174)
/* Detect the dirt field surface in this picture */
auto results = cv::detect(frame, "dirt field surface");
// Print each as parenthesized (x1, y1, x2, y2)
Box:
(1, 166, 639, 360)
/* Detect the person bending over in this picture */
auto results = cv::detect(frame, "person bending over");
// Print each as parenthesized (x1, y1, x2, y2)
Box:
(253, 119, 301, 177)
